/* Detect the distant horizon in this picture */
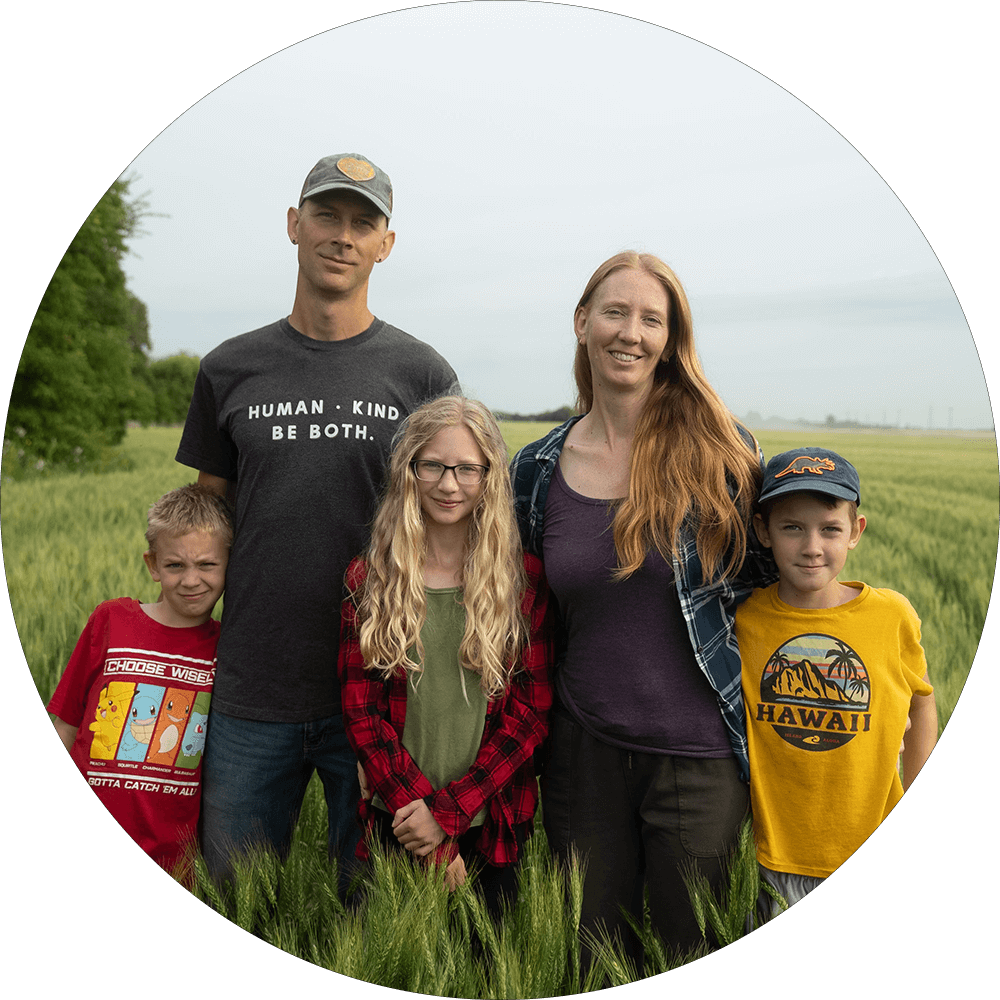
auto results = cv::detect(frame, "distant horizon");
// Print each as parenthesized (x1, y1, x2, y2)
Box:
(489, 405, 995, 434)
(739, 412, 995, 434)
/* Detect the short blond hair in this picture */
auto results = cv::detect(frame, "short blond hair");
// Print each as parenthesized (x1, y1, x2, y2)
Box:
(145, 484, 234, 552)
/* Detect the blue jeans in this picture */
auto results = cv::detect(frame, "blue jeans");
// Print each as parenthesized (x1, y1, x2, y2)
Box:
(200, 709, 361, 883)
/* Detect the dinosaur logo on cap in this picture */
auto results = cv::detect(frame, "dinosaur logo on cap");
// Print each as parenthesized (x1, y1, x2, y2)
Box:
(774, 455, 836, 478)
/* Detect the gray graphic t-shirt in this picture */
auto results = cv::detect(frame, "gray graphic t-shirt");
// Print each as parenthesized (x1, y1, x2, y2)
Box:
(176, 317, 457, 722)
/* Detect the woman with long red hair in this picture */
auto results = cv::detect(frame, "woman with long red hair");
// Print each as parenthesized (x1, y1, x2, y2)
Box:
(511, 252, 776, 961)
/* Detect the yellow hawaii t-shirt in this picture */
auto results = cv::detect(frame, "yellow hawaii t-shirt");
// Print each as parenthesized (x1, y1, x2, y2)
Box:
(736, 582, 933, 879)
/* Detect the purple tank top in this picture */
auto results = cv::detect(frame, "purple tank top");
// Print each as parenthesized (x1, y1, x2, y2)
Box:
(543, 464, 731, 756)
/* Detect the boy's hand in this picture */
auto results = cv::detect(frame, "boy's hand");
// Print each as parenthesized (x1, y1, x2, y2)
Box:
(392, 799, 446, 857)
(357, 762, 372, 801)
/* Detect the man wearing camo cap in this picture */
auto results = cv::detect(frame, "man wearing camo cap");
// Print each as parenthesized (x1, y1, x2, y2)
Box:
(177, 154, 458, 883)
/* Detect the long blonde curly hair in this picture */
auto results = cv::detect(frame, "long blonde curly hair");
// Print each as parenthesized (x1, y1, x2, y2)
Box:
(351, 396, 528, 698)
(574, 252, 760, 583)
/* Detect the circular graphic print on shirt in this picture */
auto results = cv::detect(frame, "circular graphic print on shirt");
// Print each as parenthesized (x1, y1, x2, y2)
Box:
(759, 633, 870, 752)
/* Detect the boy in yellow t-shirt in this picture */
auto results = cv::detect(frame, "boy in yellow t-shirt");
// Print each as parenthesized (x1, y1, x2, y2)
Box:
(735, 447, 937, 917)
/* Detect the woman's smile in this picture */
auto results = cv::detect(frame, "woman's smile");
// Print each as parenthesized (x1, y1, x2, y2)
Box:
(575, 268, 669, 397)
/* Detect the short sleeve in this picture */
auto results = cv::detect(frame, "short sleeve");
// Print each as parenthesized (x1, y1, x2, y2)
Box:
(175, 363, 236, 480)
(46, 604, 112, 727)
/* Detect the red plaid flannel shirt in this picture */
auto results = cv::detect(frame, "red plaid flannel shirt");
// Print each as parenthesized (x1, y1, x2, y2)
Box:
(338, 552, 554, 867)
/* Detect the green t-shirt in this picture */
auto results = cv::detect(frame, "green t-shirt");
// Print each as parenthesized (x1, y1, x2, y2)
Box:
(376, 587, 489, 825)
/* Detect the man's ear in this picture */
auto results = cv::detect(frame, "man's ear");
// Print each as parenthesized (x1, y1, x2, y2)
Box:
(376, 228, 396, 263)
(286, 205, 300, 243)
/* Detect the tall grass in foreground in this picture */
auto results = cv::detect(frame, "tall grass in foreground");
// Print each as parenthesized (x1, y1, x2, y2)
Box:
(5, 424, 996, 991)
(189, 777, 768, 995)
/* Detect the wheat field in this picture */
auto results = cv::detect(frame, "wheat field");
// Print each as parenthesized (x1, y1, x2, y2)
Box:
(4, 423, 996, 994)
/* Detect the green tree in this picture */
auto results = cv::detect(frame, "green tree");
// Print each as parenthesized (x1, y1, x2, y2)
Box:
(7, 177, 152, 466)
(125, 291, 158, 426)
(147, 353, 201, 424)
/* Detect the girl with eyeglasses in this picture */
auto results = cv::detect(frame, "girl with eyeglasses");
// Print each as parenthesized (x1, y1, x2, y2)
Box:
(338, 395, 553, 911)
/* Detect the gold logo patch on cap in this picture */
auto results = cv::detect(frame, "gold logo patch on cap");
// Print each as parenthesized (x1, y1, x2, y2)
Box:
(337, 157, 376, 182)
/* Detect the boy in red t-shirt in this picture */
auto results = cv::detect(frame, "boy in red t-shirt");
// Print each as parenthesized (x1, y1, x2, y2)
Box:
(47, 484, 232, 878)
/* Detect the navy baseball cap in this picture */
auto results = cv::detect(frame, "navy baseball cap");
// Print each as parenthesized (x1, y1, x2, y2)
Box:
(758, 447, 861, 507)
(298, 153, 393, 219)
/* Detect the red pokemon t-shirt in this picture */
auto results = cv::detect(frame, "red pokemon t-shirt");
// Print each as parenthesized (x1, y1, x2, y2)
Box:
(48, 598, 219, 874)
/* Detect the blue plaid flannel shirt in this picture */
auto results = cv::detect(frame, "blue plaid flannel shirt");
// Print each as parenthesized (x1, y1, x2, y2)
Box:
(509, 416, 778, 782)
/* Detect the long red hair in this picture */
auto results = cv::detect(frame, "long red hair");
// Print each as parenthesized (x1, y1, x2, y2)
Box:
(574, 252, 759, 582)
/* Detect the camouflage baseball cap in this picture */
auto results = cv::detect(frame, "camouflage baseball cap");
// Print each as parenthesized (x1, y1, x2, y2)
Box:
(298, 153, 393, 219)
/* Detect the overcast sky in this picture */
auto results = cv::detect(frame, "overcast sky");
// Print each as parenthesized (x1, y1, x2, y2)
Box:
(112, 2, 990, 429)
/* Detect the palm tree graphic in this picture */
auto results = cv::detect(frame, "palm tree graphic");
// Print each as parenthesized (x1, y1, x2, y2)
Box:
(826, 640, 869, 702)
(765, 649, 791, 679)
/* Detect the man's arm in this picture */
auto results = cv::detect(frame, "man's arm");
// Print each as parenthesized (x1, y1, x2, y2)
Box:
(197, 471, 229, 496)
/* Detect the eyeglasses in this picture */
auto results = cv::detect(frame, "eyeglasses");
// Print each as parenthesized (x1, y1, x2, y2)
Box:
(411, 460, 489, 486)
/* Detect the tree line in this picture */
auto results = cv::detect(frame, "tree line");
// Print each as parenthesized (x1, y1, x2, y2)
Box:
(5, 177, 199, 475)
(493, 406, 575, 423)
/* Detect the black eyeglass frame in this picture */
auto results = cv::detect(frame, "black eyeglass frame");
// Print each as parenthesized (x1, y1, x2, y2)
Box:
(410, 460, 490, 485)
